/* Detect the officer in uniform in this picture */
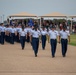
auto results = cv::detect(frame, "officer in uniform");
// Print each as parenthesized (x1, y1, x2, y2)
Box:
(48, 26, 59, 58)
(25, 25, 31, 43)
(30, 25, 41, 57)
(5, 24, 8, 42)
(0, 23, 6, 45)
(0, 23, 1, 43)
(19, 26, 27, 50)
(5, 25, 11, 43)
(59, 25, 70, 57)
(10, 25, 16, 44)
(41, 26, 47, 50)
(16, 25, 22, 43)
(14, 25, 17, 42)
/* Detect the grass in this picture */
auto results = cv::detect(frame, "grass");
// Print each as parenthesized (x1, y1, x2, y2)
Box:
(69, 34, 76, 46)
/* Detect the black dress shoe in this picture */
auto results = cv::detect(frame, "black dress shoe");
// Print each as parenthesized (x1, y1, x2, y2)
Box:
(52, 55, 55, 58)
(22, 47, 24, 50)
(63, 55, 66, 57)
(35, 54, 37, 57)
(43, 48, 45, 50)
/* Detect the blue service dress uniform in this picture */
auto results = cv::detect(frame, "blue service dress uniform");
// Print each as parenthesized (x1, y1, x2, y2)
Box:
(48, 29, 59, 57)
(59, 30, 70, 57)
(6, 27, 11, 43)
(16, 27, 22, 43)
(19, 29, 27, 50)
(31, 29, 41, 57)
(0, 26, 6, 44)
(10, 27, 16, 44)
(25, 27, 32, 43)
(0, 25, 2, 44)
(41, 29, 47, 50)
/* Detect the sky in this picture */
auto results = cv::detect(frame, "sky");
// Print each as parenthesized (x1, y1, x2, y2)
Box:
(0, 0, 76, 21)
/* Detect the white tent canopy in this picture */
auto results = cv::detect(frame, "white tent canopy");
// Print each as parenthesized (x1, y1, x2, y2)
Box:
(69, 15, 76, 18)
(9, 12, 37, 17)
(39, 12, 67, 27)
(41, 12, 67, 18)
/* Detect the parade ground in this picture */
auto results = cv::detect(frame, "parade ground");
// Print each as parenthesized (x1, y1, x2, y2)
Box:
(0, 41, 76, 75)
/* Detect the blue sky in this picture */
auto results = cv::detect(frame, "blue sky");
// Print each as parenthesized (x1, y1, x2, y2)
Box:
(0, 0, 76, 21)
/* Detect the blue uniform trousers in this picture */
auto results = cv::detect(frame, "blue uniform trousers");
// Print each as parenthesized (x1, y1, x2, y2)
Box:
(10, 33, 15, 44)
(27, 35, 30, 42)
(17, 33, 20, 43)
(26, 32, 30, 43)
(5, 33, 10, 43)
(32, 37, 39, 56)
(8, 33, 10, 43)
(5, 35, 9, 43)
(20, 36, 26, 49)
(14, 35, 17, 42)
(61, 39, 68, 56)
(0, 34, 1, 43)
(1, 32, 5, 44)
(41, 35, 46, 50)
(31, 37, 33, 49)
(50, 39, 57, 57)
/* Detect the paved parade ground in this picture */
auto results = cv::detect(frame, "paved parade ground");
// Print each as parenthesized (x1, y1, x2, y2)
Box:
(0, 41, 76, 75)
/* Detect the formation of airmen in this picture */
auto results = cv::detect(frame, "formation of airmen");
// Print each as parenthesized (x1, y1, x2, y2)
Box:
(0, 22, 70, 58)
